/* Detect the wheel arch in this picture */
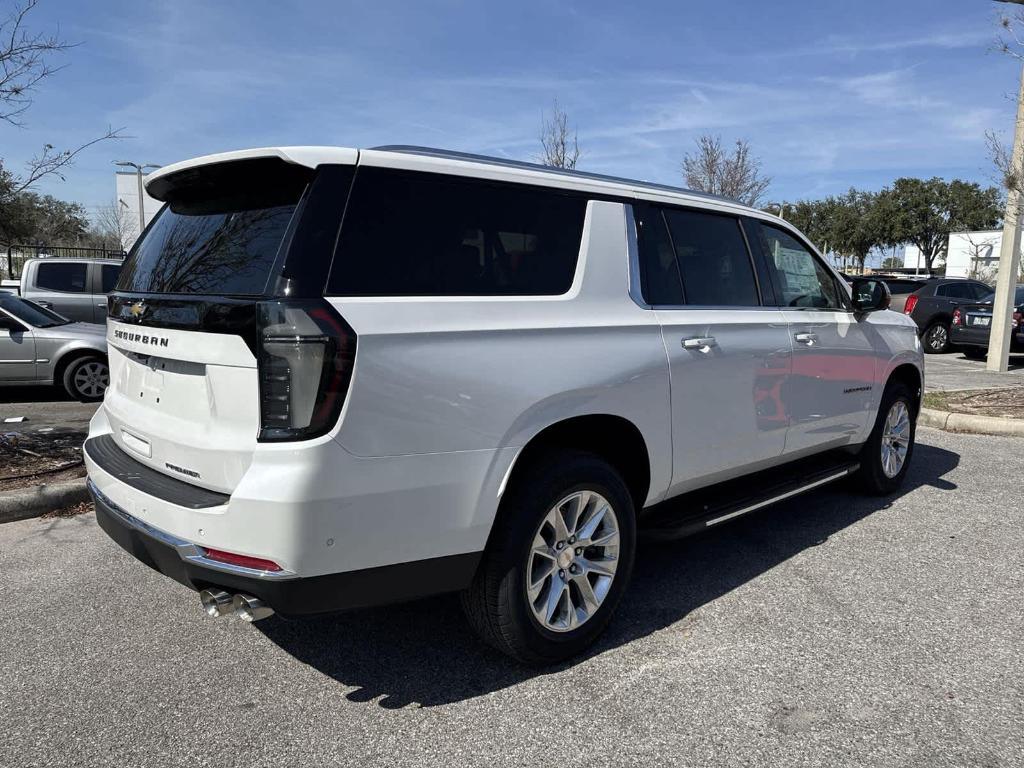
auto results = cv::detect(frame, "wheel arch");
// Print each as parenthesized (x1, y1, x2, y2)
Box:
(885, 362, 923, 415)
(498, 414, 652, 517)
(52, 345, 107, 387)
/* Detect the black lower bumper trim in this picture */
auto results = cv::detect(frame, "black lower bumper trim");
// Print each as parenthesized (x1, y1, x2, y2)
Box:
(89, 483, 482, 617)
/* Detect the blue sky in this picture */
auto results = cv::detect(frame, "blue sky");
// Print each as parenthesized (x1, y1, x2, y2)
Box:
(2, 0, 1020, 218)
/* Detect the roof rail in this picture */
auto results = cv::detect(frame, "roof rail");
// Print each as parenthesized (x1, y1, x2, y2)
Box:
(369, 145, 738, 206)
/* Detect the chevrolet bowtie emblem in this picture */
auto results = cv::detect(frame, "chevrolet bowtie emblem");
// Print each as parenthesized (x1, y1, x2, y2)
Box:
(129, 301, 146, 319)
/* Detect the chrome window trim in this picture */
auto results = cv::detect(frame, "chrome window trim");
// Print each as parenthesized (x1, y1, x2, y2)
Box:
(88, 479, 298, 581)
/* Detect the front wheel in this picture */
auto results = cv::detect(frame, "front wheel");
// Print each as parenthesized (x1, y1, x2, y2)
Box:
(857, 381, 916, 495)
(922, 321, 950, 354)
(461, 451, 636, 664)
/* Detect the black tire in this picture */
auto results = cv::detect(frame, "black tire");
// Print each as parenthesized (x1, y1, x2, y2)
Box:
(62, 355, 109, 402)
(922, 321, 950, 354)
(857, 381, 916, 495)
(461, 451, 636, 664)
(962, 347, 987, 360)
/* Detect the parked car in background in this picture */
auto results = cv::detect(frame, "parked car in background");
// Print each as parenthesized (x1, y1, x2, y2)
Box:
(0, 294, 109, 401)
(902, 278, 993, 353)
(950, 285, 1024, 359)
(17, 258, 123, 324)
(84, 145, 923, 663)
(873, 276, 930, 313)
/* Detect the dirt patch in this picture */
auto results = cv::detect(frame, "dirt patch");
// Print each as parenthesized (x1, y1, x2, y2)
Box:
(40, 500, 94, 519)
(1, 429, 87, 490)
(924, 387, 1024, 420)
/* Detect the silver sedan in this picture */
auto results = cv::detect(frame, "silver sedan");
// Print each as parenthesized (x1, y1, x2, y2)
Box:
(0, 294, 109, 401)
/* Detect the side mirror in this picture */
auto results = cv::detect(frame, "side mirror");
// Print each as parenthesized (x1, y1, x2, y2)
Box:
(851, 278, 891, 313)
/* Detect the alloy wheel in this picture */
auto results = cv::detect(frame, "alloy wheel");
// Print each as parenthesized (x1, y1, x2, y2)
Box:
(926, 324, 948, 352)
(880, 400, 911, 478)
(526, 490, 620, 633)
(73, 361, 109, 399)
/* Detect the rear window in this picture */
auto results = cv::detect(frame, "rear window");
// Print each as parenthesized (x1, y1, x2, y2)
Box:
(116, 159, 311, 296)
(327, 169, 586, 296)
(36, 262, 88, 293)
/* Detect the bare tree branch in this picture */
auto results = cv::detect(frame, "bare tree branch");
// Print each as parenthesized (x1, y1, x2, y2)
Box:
(10, 126, 125, 196)
(682, 135, 772, 206)
(538, 99, 580, 169)
(0, 0, 74, 126)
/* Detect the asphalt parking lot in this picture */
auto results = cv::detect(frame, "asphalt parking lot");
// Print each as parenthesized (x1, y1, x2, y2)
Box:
(1, 426, 1021, 767)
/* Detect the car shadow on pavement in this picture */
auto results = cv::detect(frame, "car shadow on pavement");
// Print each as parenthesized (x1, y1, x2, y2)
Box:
(0, 385, 73, 403)
(257, 442, 960, 709)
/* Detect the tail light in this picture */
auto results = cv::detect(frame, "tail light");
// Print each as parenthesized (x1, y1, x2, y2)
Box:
(904, 295, 918, 315)
(256, 299, 356, 442)
(1014, 309, 1022, 328)
(952, 308, 961, 326)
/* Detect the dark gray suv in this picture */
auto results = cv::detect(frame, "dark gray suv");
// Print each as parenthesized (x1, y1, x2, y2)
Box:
(902, 278, 992, 353)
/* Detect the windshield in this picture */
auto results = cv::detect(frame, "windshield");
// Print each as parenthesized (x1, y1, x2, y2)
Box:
(0, 294, 70, 328)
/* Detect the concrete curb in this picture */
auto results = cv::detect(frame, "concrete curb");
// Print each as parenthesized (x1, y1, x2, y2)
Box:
(919, 407, 1024, 437)
(0, 477, 89, 524)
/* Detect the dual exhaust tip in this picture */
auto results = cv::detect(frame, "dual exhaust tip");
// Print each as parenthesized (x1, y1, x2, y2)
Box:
(200, 589, 274, 622)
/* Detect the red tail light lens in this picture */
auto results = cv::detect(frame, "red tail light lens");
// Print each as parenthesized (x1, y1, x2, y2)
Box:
(201, 547, 282, 572)
(904, 295, 918, 315)
(1014, 310, 1022, 328)
(256, 299, 356, 442)
(952, 308, 961, 326)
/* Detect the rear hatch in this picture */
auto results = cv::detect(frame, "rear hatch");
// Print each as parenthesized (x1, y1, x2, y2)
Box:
(954, 287, 1024, 335)
(102, 155, 356, 494)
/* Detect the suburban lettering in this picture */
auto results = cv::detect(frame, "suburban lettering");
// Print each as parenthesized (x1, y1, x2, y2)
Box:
(113, 329, 170, 348)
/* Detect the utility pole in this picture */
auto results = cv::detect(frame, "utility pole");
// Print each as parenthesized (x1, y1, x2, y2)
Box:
(114, 161, 161, 238)
(987, 62, 1024, 373)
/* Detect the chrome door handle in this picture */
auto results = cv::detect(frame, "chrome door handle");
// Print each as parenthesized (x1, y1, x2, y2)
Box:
(682, 336, 717, 351)
(794, 332, 818, 345)
(96, 303, 107, 307)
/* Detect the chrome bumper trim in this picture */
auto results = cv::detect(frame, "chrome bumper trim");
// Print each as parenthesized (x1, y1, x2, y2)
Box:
(87, 479, 298, 581)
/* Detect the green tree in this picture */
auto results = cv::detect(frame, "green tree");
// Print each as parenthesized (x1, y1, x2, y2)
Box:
(880, 256, 903, 270)
(825, 189, 888, 274)
(879, 178, 1001, 273)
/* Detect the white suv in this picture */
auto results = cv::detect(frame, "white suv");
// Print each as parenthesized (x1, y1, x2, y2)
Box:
(84, 146, 923, 663)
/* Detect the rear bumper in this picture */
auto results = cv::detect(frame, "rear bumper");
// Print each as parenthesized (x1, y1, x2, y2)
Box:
(89, 479, 481, 617)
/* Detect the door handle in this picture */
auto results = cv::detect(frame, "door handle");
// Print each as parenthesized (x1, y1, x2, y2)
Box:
(682, 336, 717, 351)
(794, 332, 818, 345)
(96, 303, 107, 308)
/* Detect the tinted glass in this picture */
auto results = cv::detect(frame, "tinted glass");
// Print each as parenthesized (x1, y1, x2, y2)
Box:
(636, 205, 683, 304)
(36, 262, 87, 293)
(937, 282, 974, 299)
(883, 279, 925, 294)
(328, 169, 586, 296)
(117, 203, 297, 296)
(970, 282, 993, 299)
(752, 223, 841, 308)
(663, 209, 758, 306)
(100, 264, 121, 293)
(0, 295, 68, 327)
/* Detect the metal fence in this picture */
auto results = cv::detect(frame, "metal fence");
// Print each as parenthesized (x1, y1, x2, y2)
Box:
(3, 244, 127, 281)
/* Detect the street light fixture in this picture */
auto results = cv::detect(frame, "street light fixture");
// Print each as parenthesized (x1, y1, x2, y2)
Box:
(114, 161, 161, 237)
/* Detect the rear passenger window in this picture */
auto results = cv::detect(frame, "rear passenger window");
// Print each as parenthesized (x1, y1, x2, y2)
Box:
(662, 209, 759, 306)
(35, 262, 88, 293)
(328, 169, 586, 296)
(635, 205, 683, 305)
(750, 222, 841, 309)
(100, 264, 121, 293)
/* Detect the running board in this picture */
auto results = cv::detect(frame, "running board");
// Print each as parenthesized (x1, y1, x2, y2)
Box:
(641, 453, 861, 541)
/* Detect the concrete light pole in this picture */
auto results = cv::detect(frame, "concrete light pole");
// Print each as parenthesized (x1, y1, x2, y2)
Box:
(114, 161, 161, 237)
(987, 63, 1024, 372)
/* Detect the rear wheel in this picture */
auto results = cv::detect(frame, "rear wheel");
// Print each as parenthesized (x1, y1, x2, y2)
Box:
(922, 321, 950, 354)
(857, 381, 916, 495)
(461, 451, 636, 664)
(962, 346, 987, 360)
(62, 355, 109, 402)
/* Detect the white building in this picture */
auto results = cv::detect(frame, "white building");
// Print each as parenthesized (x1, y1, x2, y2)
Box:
(115, 170, 161, 250)
(903, 229, 1011, 279)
